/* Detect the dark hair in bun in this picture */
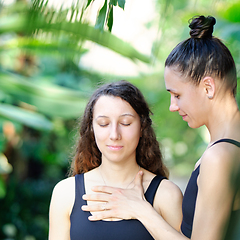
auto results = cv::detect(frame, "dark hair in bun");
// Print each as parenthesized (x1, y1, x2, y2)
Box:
(165, 15, 237, 96)
(189, 15, 216, 39)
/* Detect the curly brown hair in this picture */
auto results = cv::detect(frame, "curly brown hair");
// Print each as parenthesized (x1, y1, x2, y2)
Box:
(69, 80, 169, 178)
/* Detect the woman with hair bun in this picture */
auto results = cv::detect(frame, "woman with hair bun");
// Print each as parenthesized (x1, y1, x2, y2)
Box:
(82, 16, 240, 240)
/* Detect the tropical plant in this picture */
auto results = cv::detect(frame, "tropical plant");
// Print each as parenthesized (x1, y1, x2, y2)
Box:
(0, 0, 240, 239)
(0, 0, 150, 193)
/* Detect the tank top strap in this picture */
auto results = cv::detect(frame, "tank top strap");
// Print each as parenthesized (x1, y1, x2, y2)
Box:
(144, 175, 166, 206)
(74, 174, 85, 208)
(211, 138, 240, 148)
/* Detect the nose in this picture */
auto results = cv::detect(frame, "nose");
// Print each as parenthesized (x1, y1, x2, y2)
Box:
(169, 96, 180, 112)
(109, 124, 121, 140)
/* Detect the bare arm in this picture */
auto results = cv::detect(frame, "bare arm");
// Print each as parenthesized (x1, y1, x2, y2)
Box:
(48, 177, 75, 240)
(190, 146, 235, 240)
(154, 180, 183, 231)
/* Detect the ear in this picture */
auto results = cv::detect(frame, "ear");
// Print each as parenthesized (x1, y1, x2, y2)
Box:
(202, 76, 215, 99)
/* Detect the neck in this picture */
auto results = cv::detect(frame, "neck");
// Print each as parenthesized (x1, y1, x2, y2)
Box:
(98, 161, 140, 188)
(205, 95, 240, 143)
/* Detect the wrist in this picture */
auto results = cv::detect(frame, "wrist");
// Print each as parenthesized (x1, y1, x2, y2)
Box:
(135, 199, 156, 222)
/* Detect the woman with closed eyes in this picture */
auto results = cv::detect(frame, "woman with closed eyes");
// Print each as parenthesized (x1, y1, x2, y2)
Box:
(48, 80, 183, 240)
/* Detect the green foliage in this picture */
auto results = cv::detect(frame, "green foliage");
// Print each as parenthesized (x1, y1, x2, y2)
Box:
(0, 177, 6, 198)
(0, 1, 150, 61)
(95, 0, 108, 32)
(117, 0, 125, 9)
(86, 0, 94, 9)
(0, 73, 88, 119)
(0, 103, 52, 131)
(0, 0, 148, 237)
(0, 0, 239, 239)
(89, 0, 125, 32)
(107, 4, 114, 32)
(218, 1, 240, 23)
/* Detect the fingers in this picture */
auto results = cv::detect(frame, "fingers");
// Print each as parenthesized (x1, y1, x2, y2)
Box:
(81, 203, 117, 221)
(88, 211, 115, 221)
(81, 202, 109, 212)
(82, 193, 110, 202)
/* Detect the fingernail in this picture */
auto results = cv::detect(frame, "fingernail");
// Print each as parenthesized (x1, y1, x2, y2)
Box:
(82, 194, 86, 199)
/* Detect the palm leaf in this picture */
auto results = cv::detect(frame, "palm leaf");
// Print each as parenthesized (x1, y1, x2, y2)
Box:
(0, 103, 53, 131)
(0, 73, 89, 119)
(0, 1, 151, 63)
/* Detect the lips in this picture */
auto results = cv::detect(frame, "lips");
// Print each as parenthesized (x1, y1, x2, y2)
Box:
(181, 114, 187, 120)
(107, 145, 123, 150)
(179, 114, 187, 120)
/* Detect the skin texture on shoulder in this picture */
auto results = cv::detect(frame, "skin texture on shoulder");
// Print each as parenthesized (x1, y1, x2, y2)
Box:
(48, 177, 75, 240)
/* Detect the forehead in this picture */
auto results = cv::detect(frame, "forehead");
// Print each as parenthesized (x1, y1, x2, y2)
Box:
(164, 67, 195, 92)
(93, 95, 136, 116)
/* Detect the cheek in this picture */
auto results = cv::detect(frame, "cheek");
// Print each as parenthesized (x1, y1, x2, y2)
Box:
(179, 95, 193, 110)
(124, 127, 141, 145)
(93, 126, 107, 144)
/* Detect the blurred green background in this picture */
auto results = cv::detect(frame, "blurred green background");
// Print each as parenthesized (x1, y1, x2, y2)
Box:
(0, 0, 239, 239)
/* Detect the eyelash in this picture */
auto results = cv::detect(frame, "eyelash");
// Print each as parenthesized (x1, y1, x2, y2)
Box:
(121, 123, 130, 126)
(174, 94, 180, 99)
(99, 124, 108, 127)
(99, 123, 131, 127)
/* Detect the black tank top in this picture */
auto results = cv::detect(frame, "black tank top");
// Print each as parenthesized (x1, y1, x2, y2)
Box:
(70, 173, 166, 240)
(181, 139, 240, 238)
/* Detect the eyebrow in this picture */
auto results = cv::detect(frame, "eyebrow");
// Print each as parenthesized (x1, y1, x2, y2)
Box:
(120, 113, 135, 117)
(95, 115, 109, 119)
(166, 88, 177, 93)
(95, 113, 135, 119)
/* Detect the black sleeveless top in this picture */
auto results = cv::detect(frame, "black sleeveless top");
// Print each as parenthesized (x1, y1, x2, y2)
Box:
(70, 173, 166, 240)
(181, 139, 240, 238)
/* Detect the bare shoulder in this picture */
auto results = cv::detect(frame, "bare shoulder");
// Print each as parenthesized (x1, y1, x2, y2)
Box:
(198, 141, 240, 198)
(201, 141, 240, 177)
(53, 177, 75, 196)
(153, 178, 183, 215)
(156, 179, 183, 203)
(206, 140, 240, 159)
(50, 177, 75, 215)
(141, 168, 183, 200)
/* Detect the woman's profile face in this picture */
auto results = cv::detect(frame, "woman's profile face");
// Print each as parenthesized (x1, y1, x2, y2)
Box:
(92, 95, 141, 165)
(164, 67, 208, 129)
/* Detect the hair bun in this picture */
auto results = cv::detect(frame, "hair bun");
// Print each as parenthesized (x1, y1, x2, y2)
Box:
(189, 15, 216, 39)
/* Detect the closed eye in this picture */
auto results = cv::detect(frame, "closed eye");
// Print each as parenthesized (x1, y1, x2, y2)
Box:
(174, 94, 180, 99)
(167, 90, 180, 99)
(121, 123, 131, 126)
(99, 123, 109, 127)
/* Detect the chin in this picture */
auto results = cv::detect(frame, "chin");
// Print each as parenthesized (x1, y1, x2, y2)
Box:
(188, 122, 203, 129)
